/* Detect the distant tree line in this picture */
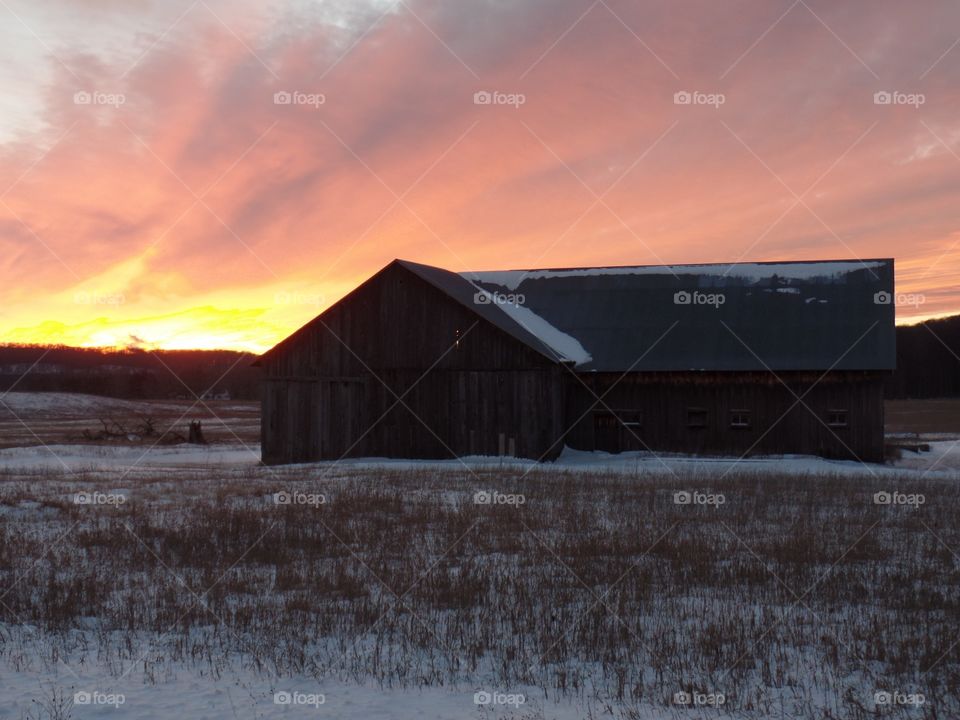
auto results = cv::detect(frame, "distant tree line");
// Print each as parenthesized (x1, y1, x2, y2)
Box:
(0, 345, 260, 400)
(1, 315, 958, 401)
(885, 315, 960, 399)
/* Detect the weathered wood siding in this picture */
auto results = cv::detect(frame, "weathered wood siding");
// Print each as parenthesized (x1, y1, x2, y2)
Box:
(261, 263, 564, 464)
(563, 370, 886, 463)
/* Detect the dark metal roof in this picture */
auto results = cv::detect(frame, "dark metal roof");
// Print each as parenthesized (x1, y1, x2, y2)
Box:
(407, 258, 896, 372)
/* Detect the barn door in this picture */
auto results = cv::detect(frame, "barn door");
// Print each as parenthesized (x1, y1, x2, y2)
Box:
(292, 381, 318, 463)
(593, 411, 621, 453)
(318, 378, 366, 459)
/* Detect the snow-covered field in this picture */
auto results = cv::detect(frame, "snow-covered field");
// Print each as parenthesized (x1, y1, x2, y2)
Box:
(1, 393, 957, 720)
(3, 665, 581, 720)
(0, 392, 260, 450)
(0, 392, 184, 417)
(1, 438, 958, 478)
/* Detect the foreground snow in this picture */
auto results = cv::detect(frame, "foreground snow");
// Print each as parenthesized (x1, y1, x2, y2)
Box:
(3, 662, 594, 720)
(1, 439, 958, 478)
(0, 443, 261, 471)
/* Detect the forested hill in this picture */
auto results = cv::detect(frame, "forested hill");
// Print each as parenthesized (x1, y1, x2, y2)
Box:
(887, 314, 960, 399)
(0, 345, 259, 399)
(1, 314, 958, 400)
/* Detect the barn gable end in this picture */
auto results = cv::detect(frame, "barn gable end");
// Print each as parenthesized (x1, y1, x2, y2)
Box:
(260, 261, 565, 463)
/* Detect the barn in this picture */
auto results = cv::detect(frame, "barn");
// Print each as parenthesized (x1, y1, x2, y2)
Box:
(257, 258, 895, 465)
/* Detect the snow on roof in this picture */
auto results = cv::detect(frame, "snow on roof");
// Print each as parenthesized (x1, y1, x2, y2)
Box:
(462, 260, 885, 292)
(469, 288, 592, 366)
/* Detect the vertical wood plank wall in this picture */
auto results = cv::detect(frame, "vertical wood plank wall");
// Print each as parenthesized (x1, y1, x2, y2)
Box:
(261, 264, 564, 464)
(563, 371, 886, 462)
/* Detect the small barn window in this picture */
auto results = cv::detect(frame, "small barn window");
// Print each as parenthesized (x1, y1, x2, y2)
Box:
(827, 409, 848, 428)
(687, 407, 707, 428)
(730, 409, 751, 429)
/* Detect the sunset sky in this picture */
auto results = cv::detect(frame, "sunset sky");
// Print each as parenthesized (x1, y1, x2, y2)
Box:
(2, 0, 959, 353)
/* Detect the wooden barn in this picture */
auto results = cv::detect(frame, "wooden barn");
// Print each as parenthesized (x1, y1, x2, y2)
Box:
(257, 258, 895, 464)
